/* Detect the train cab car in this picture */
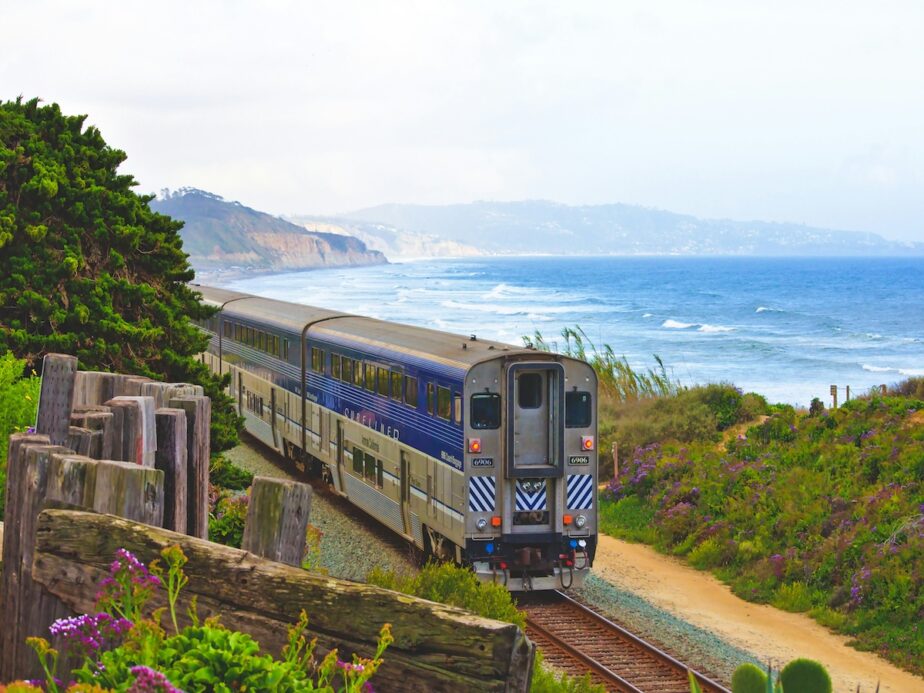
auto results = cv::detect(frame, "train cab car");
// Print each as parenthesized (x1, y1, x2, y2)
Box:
(194, 285, 597, 591)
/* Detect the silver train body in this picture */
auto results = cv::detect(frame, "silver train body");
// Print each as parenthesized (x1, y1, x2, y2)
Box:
(196, 285, 597, 591)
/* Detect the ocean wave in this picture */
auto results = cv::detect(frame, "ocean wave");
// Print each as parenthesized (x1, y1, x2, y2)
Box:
(698, 324, 735, 333)
(662, 319, 695, 329)
(482, 283, 534, 299)
(756, 306, 784, 313)
(862, 364, 895, 373)
(900, 368, 924, 376)
(642, 313, 654, 318)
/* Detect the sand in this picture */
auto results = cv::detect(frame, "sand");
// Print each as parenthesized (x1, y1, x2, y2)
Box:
(592, 534, 924, 692)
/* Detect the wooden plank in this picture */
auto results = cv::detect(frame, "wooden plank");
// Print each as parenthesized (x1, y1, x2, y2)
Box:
(169, 395, 211, 539)
(242, 476, 312, 566)
(33, 510, 534, 692)
(46, 453, 98, 510)
(155, 408, 188, 533)
(92, 460, 164, 527)
(35, 353, 78, 447)
(104, 396, 156, 466)
(67, 426, 93, 455)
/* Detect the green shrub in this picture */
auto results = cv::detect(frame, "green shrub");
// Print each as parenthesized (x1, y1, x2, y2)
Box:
(598, 496, 658, 544)
(772, 582, 818, 613)
(529, 650, 606, 693)
(208, 491, 249, 548)
(688, 538, 728, 569)
(731, 662, 767, 693)
(0, 352, 41, 518)
(779, 658, 832, 693)
(209, 453, 254, 490)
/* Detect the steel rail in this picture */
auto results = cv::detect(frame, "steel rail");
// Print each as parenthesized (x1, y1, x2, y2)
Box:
(522, 590, 731, 693)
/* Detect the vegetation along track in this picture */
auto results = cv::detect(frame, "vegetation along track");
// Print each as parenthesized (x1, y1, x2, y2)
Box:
(519, 590, 729, 693)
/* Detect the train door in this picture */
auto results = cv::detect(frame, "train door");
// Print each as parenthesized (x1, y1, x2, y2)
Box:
(400, 450, 412, 536)
(506, 363, 565, 533)
(270, 388, 278, 447)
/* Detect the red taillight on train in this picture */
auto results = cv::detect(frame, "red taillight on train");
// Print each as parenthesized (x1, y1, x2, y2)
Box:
(581, 435, 594, 451)
(468, 438, 482, 454)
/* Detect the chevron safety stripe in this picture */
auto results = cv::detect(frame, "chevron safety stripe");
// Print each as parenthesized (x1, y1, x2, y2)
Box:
(566, 474, 594, 510)
(469, 476, 496, 512)
(515, 481, 548, 511)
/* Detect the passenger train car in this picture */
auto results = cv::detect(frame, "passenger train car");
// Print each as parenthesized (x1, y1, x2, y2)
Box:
(195, 285, 597, 591)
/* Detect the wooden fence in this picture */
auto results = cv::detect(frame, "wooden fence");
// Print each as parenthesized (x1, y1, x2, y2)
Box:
(0, 354, 534, 690)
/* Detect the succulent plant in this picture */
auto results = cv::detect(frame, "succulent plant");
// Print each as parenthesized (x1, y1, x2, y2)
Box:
(731, 662, 768, 693)
(779, 658, 832, 693)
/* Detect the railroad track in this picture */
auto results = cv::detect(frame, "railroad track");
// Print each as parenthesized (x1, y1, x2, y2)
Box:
(520, 591, 730, 693)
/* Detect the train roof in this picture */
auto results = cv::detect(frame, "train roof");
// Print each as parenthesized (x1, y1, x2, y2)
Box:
(194, 284, 544, 368)
(194, 284, 345, 333)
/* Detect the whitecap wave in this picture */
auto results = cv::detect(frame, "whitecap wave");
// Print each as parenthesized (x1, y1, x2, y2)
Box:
(862, 364, 894, 373)
(482, 283, 534, 299)
(900, 368, 924, 376)
(756, 306, 784, 313)
(698, 324, 735, 333)
(642, 313, 653, 318)
(662, 319, 695, 329)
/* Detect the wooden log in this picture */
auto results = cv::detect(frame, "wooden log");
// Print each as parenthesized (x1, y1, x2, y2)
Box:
(155, 408, 188, 533)
(92, 460, 164, 527)
(0, 434, 50, 678)
(242, 476, 312, 566)
(33, 510, 534, 692)
(104, 396, 156, 466)
(0, 444, 72, 681)
(35, 353, 78, 446)
(67, 426, 93, 455)
(169, 395, 211, 539)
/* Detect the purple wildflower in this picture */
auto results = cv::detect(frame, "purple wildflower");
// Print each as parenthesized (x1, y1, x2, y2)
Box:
(337, 659, 365, 673)
(128, 665, 182, 692)
(49, 612, 132, 659)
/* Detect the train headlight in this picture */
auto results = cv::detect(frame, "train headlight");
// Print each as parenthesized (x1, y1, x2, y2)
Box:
(575, 514, 587, 528)
(581, 436, 595, 451)
(468, 438, 482, 454)
(476, 518, 488, 531)
(520, 479, 544, 494)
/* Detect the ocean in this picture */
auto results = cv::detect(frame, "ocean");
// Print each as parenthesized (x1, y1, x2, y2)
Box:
(220, 256, 924, 407)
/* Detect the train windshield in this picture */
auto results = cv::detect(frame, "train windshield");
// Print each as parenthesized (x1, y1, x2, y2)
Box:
(470, 392, 501, 429)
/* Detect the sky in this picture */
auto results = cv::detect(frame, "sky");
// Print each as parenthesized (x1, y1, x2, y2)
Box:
(2, 1, 923, 242)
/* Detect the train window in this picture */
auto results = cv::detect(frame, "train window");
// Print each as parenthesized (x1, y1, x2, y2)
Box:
(566, 390, 592, 428)
(437, 386, 451, 420)
(283, 339, 289, 360)
(341, 357, 353, 383)
(258, 332, 265, 351)
(332, 354, 341, 380)
(404, 376, 418, 407)
(352, 447, 363, 475)
(391, 371, 402, 401)
(453, 394, 462, 424)
(427, 383, 435, 415)
(470, 393, 501, 429)
(311, 347, 323, 373)
(376, 459, 384, 488)
(364, 452, 376, 482)
(518, 373, 543, 409)
(247, 327, 254, 345)
(364, 363, 375, 391)
(377, 368, 389, 397)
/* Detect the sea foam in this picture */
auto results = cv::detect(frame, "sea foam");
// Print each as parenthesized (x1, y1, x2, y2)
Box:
(662, 319, 695, 329)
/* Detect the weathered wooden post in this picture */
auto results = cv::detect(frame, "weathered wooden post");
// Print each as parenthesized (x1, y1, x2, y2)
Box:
(846, 385, 851, 402)
(104, 396, 157, 466)
(169, 395, 211, 539)
(35, 353, 78, 446)
(881, 384, 887, 396)
(155, 408, 188, 533)
(0, 442, 72, 680)
(242, 476, 313, 566)
(92, 460, 164, 527)
(830, 384, 838, 409)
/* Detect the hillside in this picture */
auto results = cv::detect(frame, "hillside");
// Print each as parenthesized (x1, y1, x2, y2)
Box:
(285, 215, 482, 260)
(151, 189, 387, 272)
(342, 200, 924, 256)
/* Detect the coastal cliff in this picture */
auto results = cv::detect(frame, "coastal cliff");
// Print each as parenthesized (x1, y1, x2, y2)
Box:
(151, 189, 387, 272)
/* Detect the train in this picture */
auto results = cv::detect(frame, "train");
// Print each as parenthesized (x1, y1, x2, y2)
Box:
(194, 285, 597, 591)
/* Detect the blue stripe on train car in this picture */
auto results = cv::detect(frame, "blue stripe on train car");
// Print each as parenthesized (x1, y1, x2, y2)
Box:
(469, 476, 496, 512)
(515, 481, 548, 511)
(566, 474, 594, 510)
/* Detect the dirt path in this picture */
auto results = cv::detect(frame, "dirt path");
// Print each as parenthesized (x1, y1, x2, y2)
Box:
(593, 534, 924, 693)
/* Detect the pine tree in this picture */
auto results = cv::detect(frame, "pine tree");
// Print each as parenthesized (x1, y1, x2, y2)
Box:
(0, 97, 240, 450)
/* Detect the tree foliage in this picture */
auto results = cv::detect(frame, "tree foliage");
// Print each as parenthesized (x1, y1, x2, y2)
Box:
(0, 97, 240, 450)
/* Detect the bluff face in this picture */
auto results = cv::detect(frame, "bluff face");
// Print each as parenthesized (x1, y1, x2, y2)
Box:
(151, 189, 387, 272)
